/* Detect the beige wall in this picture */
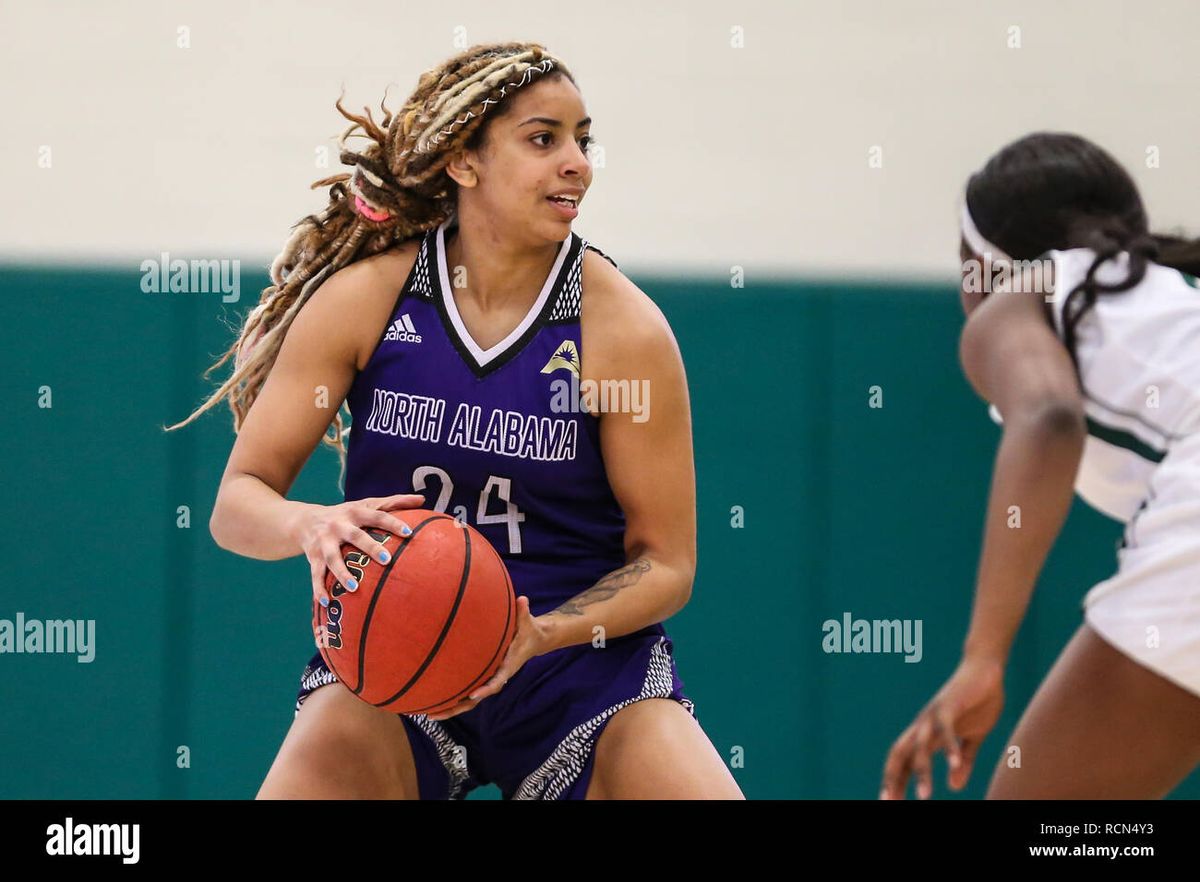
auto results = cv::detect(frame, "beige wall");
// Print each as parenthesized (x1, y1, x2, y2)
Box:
(2, 0, 1196, 278)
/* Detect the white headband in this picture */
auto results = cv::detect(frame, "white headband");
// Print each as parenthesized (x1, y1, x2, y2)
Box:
(960, 201, 1010, 260)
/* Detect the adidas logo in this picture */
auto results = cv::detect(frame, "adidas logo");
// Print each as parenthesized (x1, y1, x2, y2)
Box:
(385, 314, 422, 344)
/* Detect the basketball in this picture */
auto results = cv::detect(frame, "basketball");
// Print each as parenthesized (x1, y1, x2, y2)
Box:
(312, 509, 517, 716)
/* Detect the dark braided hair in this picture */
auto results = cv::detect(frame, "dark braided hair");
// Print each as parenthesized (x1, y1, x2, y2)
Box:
(164, 42, 576, 485)
(964, 132, 1200, 372)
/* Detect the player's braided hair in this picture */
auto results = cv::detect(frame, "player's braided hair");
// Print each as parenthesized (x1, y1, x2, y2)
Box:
(964, 131, 1200, 373)
(164, 42, 575, 486)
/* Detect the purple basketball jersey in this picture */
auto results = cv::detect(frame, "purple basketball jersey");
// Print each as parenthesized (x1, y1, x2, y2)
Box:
(343, 214, 656, 633)
(294, 215, 697, 798)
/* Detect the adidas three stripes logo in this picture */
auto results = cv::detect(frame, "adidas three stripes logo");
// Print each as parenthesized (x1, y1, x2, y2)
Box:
(384, 314, 422, 344)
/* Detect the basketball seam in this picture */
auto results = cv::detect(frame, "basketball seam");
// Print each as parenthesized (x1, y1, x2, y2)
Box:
(404, 551, 516, 714)
(343, 513, 450, 694)
(373, 520, 473, 707)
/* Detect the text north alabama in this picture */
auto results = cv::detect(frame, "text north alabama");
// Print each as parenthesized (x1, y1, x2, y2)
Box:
(361, 380, 650, 462)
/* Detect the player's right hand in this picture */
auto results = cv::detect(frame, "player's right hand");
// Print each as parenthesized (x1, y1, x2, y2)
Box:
(880, 655, 1005, 800)
(293, 494, 426, 609)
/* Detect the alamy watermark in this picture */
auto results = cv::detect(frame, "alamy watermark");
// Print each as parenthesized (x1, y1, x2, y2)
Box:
(0, 612, 95, 663)
(961, 254, 1054, 299)
(140, 251, 240, 302)
(548, 374, 650, 423)
(46, 818, 139, 864)
(538, 339, 651, 422)
(822, 611, 923, 663)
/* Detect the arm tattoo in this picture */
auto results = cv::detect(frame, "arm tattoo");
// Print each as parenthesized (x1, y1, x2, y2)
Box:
(551, 558, 652, 617)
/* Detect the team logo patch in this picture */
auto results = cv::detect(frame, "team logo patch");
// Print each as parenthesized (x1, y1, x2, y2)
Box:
(541, 339, 580, 377)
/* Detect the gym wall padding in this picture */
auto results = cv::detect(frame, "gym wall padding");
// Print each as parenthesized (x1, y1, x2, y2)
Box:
(1, 263, 1195, 800)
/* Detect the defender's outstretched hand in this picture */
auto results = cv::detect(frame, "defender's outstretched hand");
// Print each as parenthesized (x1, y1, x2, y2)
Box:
(881, 656, 1006, 799)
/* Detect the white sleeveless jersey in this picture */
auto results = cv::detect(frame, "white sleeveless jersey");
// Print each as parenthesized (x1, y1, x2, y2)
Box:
(988, 247, 1200, 522)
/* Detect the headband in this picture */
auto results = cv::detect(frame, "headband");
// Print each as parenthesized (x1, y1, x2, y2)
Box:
(349, 54, 560, 225)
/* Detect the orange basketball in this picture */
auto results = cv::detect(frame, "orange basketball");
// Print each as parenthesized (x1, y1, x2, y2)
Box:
(312, 509, 517, 715)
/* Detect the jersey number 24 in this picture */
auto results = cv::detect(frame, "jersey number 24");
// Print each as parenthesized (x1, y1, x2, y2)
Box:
(411, 465, 526, 554)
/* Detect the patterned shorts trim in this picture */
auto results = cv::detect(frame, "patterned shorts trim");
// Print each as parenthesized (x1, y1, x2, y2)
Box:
(295, 657, 481, 798)
(511, 635, 695, 800)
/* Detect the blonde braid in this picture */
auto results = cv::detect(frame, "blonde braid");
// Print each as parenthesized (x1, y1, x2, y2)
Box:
(164, 42, 575, 494)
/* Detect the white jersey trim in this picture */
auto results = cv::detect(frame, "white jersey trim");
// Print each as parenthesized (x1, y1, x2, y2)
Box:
(435, 216, 572, 368)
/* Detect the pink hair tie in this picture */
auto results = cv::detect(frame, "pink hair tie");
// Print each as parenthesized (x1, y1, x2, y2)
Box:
(354, 194, 391, 223)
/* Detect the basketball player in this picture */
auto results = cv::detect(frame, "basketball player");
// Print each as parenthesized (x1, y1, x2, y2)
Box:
(171, 43, 742, 800)
(881, 132, 1200, 799)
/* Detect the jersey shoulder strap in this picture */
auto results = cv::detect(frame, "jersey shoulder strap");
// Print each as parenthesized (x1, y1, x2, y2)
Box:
(583, 240, 619, 270)
(546, 234, 618, 325)
(401, 228, 438, 302)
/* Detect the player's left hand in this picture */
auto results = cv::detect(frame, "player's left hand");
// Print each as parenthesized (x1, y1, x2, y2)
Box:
(425, 595, 549, 722)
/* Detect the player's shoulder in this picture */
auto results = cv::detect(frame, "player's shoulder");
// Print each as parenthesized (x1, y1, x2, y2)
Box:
(580, 244, 676, 353)
(319, 236, 422, 299)
(295, 236, 424, 370)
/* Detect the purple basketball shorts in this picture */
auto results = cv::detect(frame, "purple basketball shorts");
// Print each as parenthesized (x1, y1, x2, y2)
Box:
(293, 625, 697, 799)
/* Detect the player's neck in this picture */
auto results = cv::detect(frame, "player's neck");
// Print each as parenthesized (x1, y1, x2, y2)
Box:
(443, 214, 561, 313)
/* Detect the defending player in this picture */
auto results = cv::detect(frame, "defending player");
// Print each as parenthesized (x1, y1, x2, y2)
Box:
(881, 132, 1200, 799)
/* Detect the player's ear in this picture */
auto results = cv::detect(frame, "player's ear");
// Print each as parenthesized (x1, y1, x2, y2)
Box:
(959, 237, 974, 263)
(445, 148, 479, 189)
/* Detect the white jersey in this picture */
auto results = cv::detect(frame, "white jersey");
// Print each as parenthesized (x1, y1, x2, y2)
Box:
(984, 247, 1200, 699)
(988, 247, 1200, 522)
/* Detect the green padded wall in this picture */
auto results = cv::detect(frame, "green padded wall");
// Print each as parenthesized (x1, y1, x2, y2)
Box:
(2, 264, 1195, 800)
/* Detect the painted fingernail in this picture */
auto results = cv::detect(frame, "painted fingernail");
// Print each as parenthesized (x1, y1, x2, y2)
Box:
(346, 577, 358, 591)
(401, 525, 413, 537)
(320, 596, 329, 608)
(379, 550, 391, 563)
